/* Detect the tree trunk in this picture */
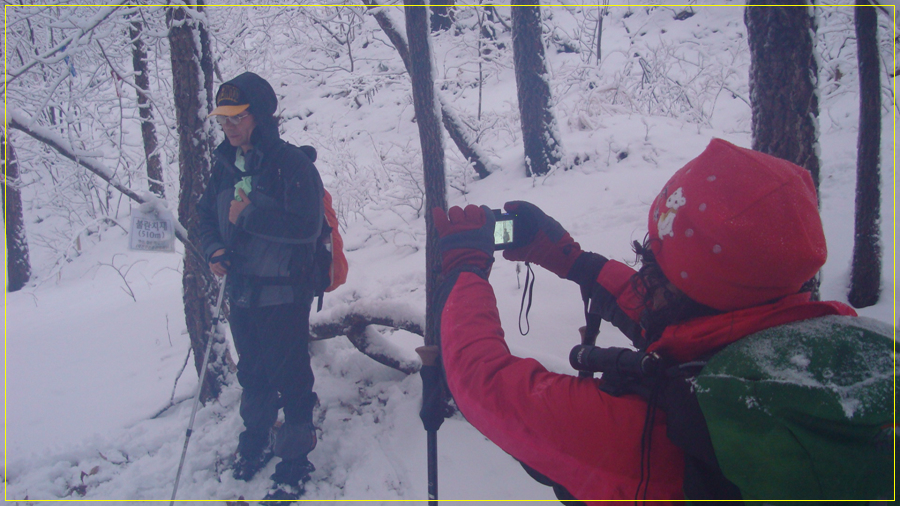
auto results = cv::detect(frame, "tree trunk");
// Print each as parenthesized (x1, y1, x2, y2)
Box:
(596, 11, 603, 65)
(365, 1, 494, 179)
(745, 4, 820, 188)
(848, 0, 882, 308)
(129, 16, 164, 198)
(2, 131, 32, 292)
(745, 3, 821, 299)
(511, 1, 564, 177)
(405, 1, 447, 347)
(596, 1, 608, 65)
(431, 3, 454, 32)
(167, 2, 231, 403)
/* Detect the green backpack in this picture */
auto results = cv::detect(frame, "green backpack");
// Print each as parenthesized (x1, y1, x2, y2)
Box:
(693, 315, 896, 501)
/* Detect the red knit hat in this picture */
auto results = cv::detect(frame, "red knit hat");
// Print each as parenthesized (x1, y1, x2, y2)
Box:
(648, 138, 826, 312)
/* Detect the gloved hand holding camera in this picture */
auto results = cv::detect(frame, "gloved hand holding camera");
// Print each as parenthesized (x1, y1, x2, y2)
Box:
(501, 201, 607, 290)
(432, 205, 496, 276)
(432, 201, 605, 289)
(500, 201, 583, 278)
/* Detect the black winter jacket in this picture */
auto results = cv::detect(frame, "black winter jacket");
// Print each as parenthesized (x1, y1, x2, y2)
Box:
(197, 124, 324, 307)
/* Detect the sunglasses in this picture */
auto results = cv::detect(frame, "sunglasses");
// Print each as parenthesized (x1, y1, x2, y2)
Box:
(215, 112, 250, 126)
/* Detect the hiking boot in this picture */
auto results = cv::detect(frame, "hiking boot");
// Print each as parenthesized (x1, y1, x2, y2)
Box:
(271, 457, 315, 487)
(232, 428, 276, 481)
(261, 459, 314, 504)
(261, 482, 302, 504)
(232, 446, 275, 481)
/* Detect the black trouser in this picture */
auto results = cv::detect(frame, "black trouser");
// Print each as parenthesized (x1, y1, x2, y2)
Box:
(230, 294, 318, 460)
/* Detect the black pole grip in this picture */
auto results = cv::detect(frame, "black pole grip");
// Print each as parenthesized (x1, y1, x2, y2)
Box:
(569, 345, 658, 376)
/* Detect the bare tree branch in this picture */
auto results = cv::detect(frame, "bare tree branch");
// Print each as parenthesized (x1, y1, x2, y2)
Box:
(4, 6, 122, 85)
(8, 109, 203, 261)
(364, 0, 496, 179)
(311, 312, 424, 374)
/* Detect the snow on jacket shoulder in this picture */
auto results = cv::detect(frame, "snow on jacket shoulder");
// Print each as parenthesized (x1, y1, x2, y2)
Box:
(440, 270, 685, 502)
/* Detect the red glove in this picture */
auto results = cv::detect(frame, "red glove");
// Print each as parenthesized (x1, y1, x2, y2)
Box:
(501, 201, 583, 279)
(432, 205, 495, 275)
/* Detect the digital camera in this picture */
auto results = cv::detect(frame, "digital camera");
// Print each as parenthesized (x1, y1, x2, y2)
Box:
(492, 209, 518, 250)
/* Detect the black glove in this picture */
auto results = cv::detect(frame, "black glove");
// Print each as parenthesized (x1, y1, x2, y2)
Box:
(502, 201, 606, 288)
(501, 201, 582, 278)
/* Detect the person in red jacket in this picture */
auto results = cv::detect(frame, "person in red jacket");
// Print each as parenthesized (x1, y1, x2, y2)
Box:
(431, 138, 857, 502)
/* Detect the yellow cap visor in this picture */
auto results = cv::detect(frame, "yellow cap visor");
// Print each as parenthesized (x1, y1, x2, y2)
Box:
(208, 103, 250, 117)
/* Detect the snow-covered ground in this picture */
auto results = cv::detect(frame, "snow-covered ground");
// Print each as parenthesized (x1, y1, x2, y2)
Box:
(4, 3, 896, 503)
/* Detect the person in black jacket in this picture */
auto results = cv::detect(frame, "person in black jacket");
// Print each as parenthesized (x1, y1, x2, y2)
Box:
(197, 72, 324, 500)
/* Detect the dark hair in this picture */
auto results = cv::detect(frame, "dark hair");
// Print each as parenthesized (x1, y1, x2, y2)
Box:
(630, 237, 721, 346)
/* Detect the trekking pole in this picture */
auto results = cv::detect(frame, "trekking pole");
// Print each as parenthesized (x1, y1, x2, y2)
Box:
(416, 345, 444, 506)
(426, 430, 438, 505)
(170, 275, 227, 505)
(578, 292, 602, 379)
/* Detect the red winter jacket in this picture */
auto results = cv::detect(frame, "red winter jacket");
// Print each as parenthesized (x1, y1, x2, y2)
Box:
(439, 259, 856, 502)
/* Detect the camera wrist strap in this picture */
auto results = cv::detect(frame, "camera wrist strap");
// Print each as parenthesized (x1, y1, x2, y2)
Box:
(518, 262, 536, 335)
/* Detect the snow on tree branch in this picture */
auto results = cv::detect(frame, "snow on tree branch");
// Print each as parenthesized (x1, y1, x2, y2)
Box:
(5, 6, 123, 85)
(311, 300, 425, 375)
(8, 108, 197, 258)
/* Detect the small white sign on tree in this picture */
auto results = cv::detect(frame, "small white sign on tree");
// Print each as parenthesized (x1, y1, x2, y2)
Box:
(129, 208, 176, 252)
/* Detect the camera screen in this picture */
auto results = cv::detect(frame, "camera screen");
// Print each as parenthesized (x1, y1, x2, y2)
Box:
(494, 218, 515, 246)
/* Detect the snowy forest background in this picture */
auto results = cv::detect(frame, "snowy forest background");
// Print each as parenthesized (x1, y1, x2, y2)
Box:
(3, 1, 898, 503)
